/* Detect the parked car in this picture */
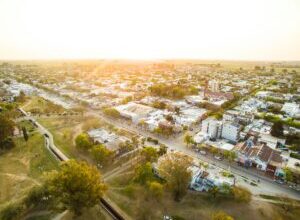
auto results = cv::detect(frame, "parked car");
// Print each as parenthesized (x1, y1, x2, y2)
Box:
(214, 155, 223, 161)
(200, 150, 207, 155)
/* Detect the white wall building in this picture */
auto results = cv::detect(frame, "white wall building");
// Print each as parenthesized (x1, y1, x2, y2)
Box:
(221, 122, 241, 143)
(208, 79, 219, 92)
(201, 118, 222, 139)
(281, 102, 300, 117)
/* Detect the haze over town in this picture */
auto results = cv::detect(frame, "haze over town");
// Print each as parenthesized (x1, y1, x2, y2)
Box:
(0, 1, 300, 220)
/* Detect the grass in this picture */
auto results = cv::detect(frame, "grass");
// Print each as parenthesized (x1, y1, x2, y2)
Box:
(22, 96, 65, 114)
(106, 167, 300, 220)
(37, 115, 86, 159)
(0, 131, 58, 210)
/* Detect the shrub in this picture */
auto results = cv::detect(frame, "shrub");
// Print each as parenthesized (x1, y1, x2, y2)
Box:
(232, 186, 251, 203)
(0, 203, 24, 220)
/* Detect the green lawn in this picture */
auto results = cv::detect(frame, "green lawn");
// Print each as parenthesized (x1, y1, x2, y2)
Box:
(0, 131, 58, 210)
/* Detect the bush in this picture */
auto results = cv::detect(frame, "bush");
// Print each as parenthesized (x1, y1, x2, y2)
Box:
(212, 211, 234, 220)
(232, 186, 251, 203)
(148, 181, 163, 199)
(290, 152, 300, 160)
(0, 203, 24, 220)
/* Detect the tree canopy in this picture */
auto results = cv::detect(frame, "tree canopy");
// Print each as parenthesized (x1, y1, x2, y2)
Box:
(47, 160, 107, 215)
(75, 133, 93, 150)
(158, 152, 193, 201)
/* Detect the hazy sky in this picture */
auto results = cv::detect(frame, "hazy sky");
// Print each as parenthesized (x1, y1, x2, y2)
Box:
(1, 0, 300, 60)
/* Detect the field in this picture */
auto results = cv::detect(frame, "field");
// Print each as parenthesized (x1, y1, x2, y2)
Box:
(22, 96, 66, 115)
(37, 115, 89, 159)
(106, 167, 300, 220)
(0, 121, 58, 211)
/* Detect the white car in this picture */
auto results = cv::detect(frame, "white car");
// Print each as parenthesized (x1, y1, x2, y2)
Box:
(214, 155, 223, 161)
(200, 150, 207, 155)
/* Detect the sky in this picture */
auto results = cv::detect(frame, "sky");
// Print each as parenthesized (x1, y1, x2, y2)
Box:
(0, 0, 300, 61)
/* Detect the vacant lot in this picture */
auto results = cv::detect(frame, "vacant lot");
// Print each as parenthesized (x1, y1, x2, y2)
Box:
(0, 126, 58, 210)
(106, 168, 300, 220)
(22, 96, 66, 115)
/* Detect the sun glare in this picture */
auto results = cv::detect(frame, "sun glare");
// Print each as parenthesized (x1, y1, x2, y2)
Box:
(0, 0, 300, 60)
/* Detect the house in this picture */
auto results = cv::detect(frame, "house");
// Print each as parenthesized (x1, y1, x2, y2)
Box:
(87, 128, 127, 152)
(235, 141, 283, 175)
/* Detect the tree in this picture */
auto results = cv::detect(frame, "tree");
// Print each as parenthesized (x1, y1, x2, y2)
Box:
(212, 211, 234, 220)
(91, 144, 114, 166)
(158, 144, 167, 156)
(0, 137, 15, 151)
(22, 126, 29, 142)
(232, 186, 251, 203)
(103, 107, 121, 118)
(119, 140, 134, 154)
(0, 115, 15, 142)
(283, 167, 293, 182)
(184, 134, 194, 148)
(141, 146, 158, 163)
(158, 152, 193, 201)
(210, 147, 219, 156)
(271, 122, 284, 137)
(75, 133, 92, 150)
(134, 162, 155, 185)
(15, 91, 26, 103)
(209, 186, 219, 199)
(47, 160, 107, 216)
(148, 181, 163, 200)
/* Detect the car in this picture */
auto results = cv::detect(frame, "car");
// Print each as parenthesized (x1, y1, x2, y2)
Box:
(200, 150, 207, 155)
(275, 179, 284, 184)
(214, 155, 223, 161)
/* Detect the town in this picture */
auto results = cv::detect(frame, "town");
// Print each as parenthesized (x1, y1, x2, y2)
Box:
(1, 60, 299, 220)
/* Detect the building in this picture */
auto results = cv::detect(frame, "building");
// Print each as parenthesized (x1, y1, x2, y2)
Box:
(221, 122, 242, 143)
(281, 102, 300, 117)
(208, 79, 219, 92)
(235, 141, 283, 175)
(87, 128, 127, 152)
(201, 118, 222, 140)
(115, 102, 155, 123)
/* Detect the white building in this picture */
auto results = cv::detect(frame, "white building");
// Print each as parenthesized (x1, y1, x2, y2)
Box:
(201, 118, 222, 139)
(281, 102, 300, 117)
(221, 122, 241, 143)
(208, 79, 220, 92)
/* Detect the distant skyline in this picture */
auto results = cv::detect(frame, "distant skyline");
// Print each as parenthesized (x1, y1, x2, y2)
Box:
(0, 0, 300, 61)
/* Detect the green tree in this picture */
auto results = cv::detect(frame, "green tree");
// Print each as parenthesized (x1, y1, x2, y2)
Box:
(75, 133, 92, 150)
(184, 134, 194, 148)
(91, 144, 114, 166)
(212, 211, 234, 220)
(47, 160, 107, 216)
(119, 140, 134, 154)
(158, 152, 193, 201)
(283, 167, 293, 182)
(134, 162, 155, 185)
(148, 181, 163, 200)
(271, 122, 284, 137)
(0, 115, 15, 142)
(103, 107, 121, 118)
(158, 144, 167, 156)
(209, 186, 219, 199)
(141, 146, 158, 163)
(22, 126, 29, 142)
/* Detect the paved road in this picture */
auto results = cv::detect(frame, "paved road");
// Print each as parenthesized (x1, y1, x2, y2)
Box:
(88, 110, 300, 200)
